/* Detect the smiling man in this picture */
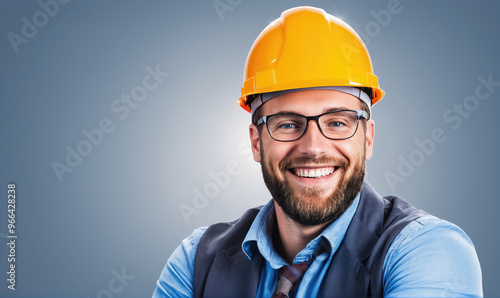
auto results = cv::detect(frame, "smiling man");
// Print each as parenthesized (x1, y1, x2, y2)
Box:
(153, 6, 482, 297)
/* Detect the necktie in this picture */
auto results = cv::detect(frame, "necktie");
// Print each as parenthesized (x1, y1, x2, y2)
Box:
(272, 247, 324, 298)
(272, 262, 310, 297)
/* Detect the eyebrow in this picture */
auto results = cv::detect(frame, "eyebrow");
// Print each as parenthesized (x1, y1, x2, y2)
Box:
(322, 107, 352, 113)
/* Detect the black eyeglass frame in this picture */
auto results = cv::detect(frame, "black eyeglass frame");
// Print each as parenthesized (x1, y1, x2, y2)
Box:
(256, 109, 369, 142)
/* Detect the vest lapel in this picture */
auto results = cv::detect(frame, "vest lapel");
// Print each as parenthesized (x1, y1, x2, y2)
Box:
(319, 182, 384, 297)
(319, 244, 371, 297)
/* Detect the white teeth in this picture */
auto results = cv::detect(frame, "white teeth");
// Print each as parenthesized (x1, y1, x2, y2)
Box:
(295, 168, 335, 178)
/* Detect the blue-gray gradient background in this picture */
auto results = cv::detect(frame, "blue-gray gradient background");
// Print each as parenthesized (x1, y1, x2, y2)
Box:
(1, 0, 499, 297)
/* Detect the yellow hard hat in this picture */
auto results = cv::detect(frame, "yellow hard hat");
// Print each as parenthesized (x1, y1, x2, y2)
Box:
(237, 6, 384, 113)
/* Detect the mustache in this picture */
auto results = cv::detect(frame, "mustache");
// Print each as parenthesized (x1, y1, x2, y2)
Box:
(279, 155, 348, 172)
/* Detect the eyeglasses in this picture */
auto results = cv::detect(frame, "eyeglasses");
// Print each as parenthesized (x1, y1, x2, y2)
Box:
(256, 110, 369, 142)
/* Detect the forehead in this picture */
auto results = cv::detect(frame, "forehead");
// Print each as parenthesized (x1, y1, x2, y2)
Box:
(260, 89, 363, 116)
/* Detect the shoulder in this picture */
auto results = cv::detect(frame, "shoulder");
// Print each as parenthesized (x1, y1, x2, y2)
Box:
(199, 207, 261, 246)
(383, 215, 483, 297)
(191, 206, 265, 296)
(153, 227, 207, 298)
(386, 215, 477, 260)
(389, 215, 474, 248)
(194, 206, 263, 272)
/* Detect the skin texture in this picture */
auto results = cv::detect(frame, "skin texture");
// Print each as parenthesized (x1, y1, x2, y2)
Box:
(249, 90, 375, 263)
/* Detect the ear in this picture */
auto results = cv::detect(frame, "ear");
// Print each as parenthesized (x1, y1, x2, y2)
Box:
(249, 124, 261, 163)
(364, 119, 375, 160)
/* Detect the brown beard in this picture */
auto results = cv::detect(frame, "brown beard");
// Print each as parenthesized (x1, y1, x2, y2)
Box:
(261, 153, 365, 226)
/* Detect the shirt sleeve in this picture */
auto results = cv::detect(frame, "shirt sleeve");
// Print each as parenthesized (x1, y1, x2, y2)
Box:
(383, 215, 483, 297)
(152, 227, 207, 298)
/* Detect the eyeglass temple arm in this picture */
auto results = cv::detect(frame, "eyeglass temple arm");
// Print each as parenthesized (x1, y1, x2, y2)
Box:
(358, 110, 369, 120)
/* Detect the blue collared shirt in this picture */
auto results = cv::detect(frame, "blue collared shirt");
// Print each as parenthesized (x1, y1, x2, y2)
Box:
(153, 194, 482, 297)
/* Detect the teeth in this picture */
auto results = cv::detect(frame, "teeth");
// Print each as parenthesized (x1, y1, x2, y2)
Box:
(295, 167, 334, 178)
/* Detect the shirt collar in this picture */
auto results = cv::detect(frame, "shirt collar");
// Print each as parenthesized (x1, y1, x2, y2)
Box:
(242, 193, 361, 268)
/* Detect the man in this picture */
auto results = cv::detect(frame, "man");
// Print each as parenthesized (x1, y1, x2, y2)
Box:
(154, 6, 482, 297)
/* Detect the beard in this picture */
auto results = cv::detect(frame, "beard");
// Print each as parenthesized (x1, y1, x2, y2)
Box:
(261, 153, 365, 226)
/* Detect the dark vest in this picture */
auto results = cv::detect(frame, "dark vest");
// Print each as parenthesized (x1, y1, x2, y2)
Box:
(193, 182, 427, 297)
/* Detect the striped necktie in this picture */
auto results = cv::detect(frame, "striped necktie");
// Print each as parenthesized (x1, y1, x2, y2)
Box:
(272, 247, 324, 297)
(272, 262, 310, 297)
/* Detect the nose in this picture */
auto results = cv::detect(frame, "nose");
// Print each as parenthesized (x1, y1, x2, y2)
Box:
(296, 120, 330, 157)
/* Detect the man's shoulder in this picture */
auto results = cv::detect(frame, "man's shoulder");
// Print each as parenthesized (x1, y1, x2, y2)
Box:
(391, 214, 475, 250)
(191, 206, 267, 296)
(181, 206, 263, 256)
(383, 215, 482, 296)
(197, 206, 263, 253)
(183, 226, 209, 250)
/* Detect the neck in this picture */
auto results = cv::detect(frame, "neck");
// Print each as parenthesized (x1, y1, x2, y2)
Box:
(273, 202, 331, 264)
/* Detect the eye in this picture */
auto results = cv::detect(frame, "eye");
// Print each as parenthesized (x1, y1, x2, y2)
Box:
(278, 123, 296, 129)
(269, 114, 304, 134)
(329, 121, 345, 127)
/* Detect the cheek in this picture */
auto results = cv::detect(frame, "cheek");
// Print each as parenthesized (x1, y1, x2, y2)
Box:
(261, 140, 294, 167)
(334, 138, 366, 163)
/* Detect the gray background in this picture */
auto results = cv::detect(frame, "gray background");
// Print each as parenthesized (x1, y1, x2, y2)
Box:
(1, 0, 499, 297)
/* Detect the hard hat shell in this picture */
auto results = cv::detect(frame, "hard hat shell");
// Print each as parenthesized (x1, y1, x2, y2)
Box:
(237, 6, 385, 112)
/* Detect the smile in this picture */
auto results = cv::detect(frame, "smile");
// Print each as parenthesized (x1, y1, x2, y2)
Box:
(292, 167, 336, 178)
